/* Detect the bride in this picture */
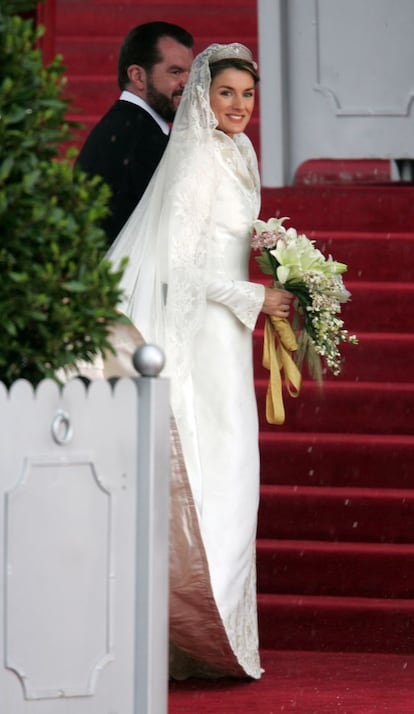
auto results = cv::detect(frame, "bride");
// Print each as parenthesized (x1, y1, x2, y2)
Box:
(105, 42, 293, 679)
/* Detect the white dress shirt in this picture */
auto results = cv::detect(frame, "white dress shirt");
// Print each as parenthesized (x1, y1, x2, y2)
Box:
(119, 90, 170, 136)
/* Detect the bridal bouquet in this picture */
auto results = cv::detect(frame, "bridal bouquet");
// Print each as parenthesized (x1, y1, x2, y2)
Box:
(252, 216, 357, 383)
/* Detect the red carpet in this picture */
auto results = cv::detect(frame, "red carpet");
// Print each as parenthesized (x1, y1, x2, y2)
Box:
(45, 0, 414, 709)
(169, 651, 414, 714)
(170, 650, 414, 713)
(253, 182, 414, 657)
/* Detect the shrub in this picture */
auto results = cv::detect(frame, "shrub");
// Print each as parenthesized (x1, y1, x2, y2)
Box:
(0, 0, 126, 386)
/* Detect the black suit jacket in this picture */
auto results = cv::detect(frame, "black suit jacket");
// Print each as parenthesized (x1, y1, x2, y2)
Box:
(75, 100, 169, 246)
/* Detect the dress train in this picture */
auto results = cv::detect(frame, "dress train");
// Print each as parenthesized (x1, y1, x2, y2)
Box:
(72, 323, 261, 679)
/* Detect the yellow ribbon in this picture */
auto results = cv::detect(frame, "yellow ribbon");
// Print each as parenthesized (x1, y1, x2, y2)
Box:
(262, 315, 302, 425)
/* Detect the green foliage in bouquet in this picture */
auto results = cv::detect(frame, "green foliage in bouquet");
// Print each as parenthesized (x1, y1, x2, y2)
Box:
(0, 1, 127, 386)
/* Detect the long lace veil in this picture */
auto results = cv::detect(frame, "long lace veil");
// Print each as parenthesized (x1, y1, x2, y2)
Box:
(106, 43, 257, 413)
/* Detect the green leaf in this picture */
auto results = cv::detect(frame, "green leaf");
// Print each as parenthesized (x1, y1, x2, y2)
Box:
(0, 155, 14, 181)
(255, 254, 275, 277)
(61, 281, 88, 292)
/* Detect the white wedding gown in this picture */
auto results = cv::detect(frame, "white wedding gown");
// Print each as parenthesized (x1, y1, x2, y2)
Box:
(166, 131, 264, 679)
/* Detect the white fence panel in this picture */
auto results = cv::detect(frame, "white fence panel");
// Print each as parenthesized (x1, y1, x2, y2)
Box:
(0, 368, 169, 714)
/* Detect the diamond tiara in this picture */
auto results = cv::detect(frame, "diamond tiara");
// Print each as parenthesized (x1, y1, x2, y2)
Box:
(209, 43, 258, 70)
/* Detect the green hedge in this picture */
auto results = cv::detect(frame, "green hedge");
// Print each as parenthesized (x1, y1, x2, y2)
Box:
(0, 2, 127, 385)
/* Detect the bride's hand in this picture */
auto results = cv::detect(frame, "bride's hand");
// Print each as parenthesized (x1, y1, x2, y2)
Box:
(261, 286, 293, 318)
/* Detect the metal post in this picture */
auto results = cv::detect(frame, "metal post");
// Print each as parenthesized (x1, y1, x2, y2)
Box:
(133, 345, 169, 714)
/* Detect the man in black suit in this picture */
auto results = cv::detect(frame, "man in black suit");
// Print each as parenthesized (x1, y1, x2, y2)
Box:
(75, 22, 194, 246)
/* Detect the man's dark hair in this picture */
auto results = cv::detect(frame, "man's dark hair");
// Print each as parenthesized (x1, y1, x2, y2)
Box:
(118, 21, 194, 89)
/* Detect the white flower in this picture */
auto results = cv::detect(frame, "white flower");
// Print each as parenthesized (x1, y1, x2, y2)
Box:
(277, 265, 290, 284)
(251, 215, 357, 381)
(252, 216, 290, 235)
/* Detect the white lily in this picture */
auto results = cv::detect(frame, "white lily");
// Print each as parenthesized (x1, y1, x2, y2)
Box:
(252, 216, 289, 235)
(276, 265, 290, 284)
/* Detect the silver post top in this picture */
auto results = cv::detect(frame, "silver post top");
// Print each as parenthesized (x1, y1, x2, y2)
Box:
(133, 344, 165, 377)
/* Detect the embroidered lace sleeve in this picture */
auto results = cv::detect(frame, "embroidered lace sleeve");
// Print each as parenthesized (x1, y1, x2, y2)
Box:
(206, 280, 265, 330)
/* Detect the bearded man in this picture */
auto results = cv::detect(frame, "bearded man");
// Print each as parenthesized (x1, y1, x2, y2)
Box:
(75, 22, 194, 246)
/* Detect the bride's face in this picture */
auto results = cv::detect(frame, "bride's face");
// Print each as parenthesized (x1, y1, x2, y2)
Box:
(209, 68, 255, 138)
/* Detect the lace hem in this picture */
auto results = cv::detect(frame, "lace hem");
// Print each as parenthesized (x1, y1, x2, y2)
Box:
(222, 545, 263, 679)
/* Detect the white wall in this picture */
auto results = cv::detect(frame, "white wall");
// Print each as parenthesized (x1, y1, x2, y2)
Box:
(259, 0, 414, 185)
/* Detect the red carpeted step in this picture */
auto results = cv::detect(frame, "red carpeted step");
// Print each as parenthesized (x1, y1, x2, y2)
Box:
(256, 539, 414, 598)
(257, 593, 414, 652)
(260, 185, 414, 232)
(55, 1, 257, 41)
(257, 485, 414, 543)
(294, 158, 392, 185)
(169, 650, 414, 713)
(254, 332, 414, 383)
(59, 35, 258, 77)
(58, 37, 119, 77)
(256, 380, 414, 434)
(250, 231, 414, 283)
(252, 281, 414, 335)
(252, 282, 414, 334)
(313, 231, 414, 283)
(259, 432, 414, 489)
(339, 281, 414, 333)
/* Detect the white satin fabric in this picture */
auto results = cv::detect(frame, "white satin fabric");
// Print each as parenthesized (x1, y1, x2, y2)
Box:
(166, 131, 264, 679)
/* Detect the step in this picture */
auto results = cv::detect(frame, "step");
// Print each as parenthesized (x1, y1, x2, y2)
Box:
(257, 593, 414, 653)
(57, 35, 258, 76)
(310, 231, 414, 283)
(252, 281, 414, 334)
(256, 539, 414, 598)
(257, 485, 414, 543)
(260, 185, 414, 233)
(57, 37, 120, 77)
(256, 380, 414, 435)
(252, 280, 414, 336)
(294, 158, 392, 185)
(254, 332, 414, 383)
(259, 432, 414, 489)
(62, 75, 124, 120)
(249, 231, 414, 283)
(55, 2, 257, 40)
(339, 281, 414, 333)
